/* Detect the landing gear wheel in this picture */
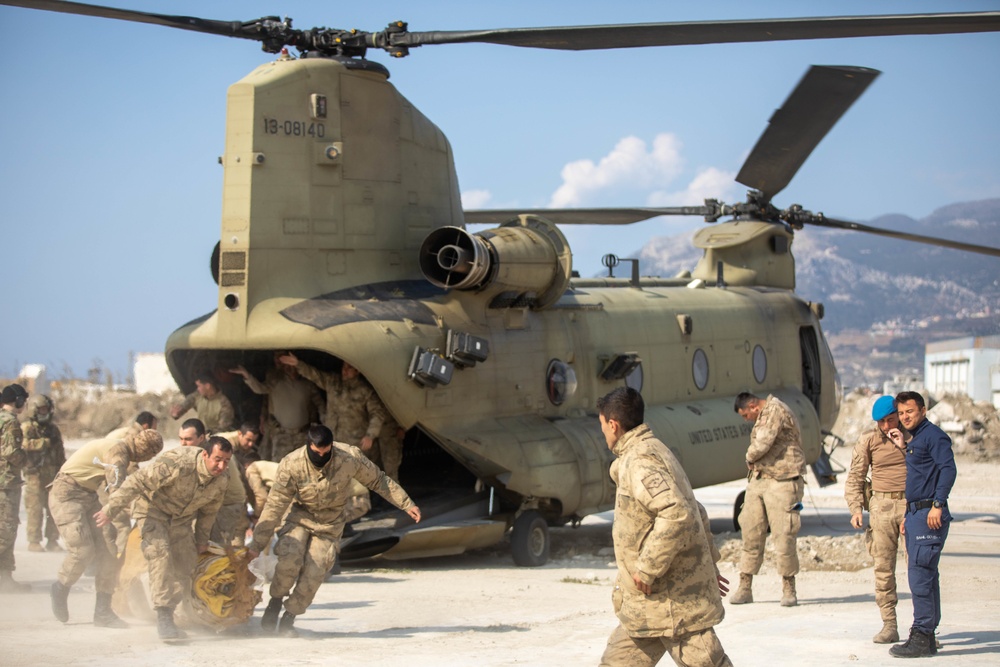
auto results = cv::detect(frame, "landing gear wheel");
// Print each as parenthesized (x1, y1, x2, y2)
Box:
(733, 490, 746, 531)
(511, 510, 549, 567)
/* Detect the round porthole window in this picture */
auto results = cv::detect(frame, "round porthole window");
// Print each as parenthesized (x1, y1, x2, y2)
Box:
(625, 362, 643, 392)
(753, 344, 767, 384)
(692, 349, 709, 390)
(546, 359, 578, 406)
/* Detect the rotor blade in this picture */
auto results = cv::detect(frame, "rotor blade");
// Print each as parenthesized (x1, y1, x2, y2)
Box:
(465, 207, 715, 226)
(400, 13, 1000, 51)
(806, 215, 1000, 258)
(0, 0, 280, 42)
(736, 66, 880, 204)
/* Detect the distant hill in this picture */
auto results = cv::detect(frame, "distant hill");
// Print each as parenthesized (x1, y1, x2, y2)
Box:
(636, 199, 1000, 389)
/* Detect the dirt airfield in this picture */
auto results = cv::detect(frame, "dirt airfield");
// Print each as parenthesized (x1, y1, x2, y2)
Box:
(2, 440, 998, 666)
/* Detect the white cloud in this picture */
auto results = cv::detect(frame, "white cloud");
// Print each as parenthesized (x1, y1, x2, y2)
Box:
(461, 189, 492, 209)
(548, 133, 685, 208)
(646, 166, 739, 207)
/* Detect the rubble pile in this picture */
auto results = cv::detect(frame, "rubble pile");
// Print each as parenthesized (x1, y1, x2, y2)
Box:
(45, 383, 182, 439)
(715, 531, 873, 573)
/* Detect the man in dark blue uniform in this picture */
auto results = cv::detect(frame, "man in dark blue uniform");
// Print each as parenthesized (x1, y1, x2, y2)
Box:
(887, 391, 957, 658)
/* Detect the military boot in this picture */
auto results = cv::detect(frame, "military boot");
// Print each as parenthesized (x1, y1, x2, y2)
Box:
(874, 621, 899, 644)
(155, 606, 187, 641)
(45, 540, 63, 552)
(261, 597, 283, 633)
(28, 542, 45, 552)
(780, 576, 798, 607)
(51, 581, 70, 622)
(889, 629, 935, 658)
(278, 611, 299, 638)
(94, 592, 129, 628)
(0, 570, 30, 594)
(730, 573, 753, 604)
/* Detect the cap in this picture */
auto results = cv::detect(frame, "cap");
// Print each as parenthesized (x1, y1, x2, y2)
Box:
(872, 395, 897, 421)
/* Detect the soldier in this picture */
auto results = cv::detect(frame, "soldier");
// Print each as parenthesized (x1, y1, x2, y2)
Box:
(277, 354, 387, 455)
(888, 391, 957, 658)
(373, 415, 405, 483)
(215, 422, 262, 470)
(175, 419, 247, 548)
(731, 391, 806, 607)
(845, 396, 908, 644)
(597, 387, 731, 667)
(103, 411, 159, 555)
(248, 424, 421, 637)
(0, 383, 30, 593)
(21, 395, 66, 552)
(245, 459, 278, 519)
(211, 423, 261, 546)
(48, 430, 164, 627)
(230, 355, 322, 462)
(170, 372, 235, 433)
(95, 436, 233, 641)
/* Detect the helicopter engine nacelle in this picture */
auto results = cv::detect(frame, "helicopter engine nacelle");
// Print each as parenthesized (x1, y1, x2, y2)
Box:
(419, 215, 572, 309)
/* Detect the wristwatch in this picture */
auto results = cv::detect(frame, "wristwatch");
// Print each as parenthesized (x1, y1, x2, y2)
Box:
(932, 500, 944, 508)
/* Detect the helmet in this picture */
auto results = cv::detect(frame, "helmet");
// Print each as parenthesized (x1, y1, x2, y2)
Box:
(871, 396, 897, 421)
(126, 430, 164, 462)
(26, 395, 54, 421)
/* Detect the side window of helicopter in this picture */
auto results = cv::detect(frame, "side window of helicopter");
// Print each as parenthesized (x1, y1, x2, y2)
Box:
(625, 363, 643, 392)
(546, 359, 578, 406)
(752, 344, 767, 384)
(692, 349, 709, 391)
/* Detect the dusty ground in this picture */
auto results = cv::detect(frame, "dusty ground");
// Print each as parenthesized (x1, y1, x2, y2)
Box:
(2, 439, 998, 667)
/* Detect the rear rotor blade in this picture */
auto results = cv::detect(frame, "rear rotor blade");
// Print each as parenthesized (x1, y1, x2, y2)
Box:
(736, 66, 880, 204)
(401, 13, 1000, 51)
(800, 215, 1000, 258)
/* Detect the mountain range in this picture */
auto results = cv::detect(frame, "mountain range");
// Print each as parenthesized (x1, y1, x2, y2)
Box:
(635, 199, 1000, 389)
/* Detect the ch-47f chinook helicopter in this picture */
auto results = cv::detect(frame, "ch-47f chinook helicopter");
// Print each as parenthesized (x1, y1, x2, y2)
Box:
(8, 1, 1000, 566)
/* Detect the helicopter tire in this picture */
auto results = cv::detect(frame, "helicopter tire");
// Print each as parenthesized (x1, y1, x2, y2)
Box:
(733, 490, 746, 532)
(511, 510, 550, 567)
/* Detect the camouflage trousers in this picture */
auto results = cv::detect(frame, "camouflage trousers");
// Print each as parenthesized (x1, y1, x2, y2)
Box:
(270, 523, 339, 616)
(23, 469, 60, 545)
(738, 475, 804, 577)
(210, 502, 250, 548)
(96, 485, 133, 558)
(0, 486, 21, 572)
(137, 515, 198, 610)
(49, 475, 118, 593)
(266, 426, 308, 463)
(600, 623, 733, 667)
(372, 436, 403, 482)
(867, 493, 907, 623)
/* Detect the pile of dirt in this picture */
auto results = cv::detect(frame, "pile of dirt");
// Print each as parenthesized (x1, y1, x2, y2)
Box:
(44, 383, 183, 440)
(716, 532, 873, 573)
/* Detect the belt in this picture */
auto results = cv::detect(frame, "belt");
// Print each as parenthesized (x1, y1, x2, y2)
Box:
(907, 499, 940, 512)
(872, 491, 906, 500)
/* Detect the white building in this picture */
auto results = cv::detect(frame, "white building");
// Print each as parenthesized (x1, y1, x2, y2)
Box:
(924, 335, 1000, 407)
(133, 353, 177, 395)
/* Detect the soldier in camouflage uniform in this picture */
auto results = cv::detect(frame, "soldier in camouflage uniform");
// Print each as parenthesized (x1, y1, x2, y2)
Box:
(21, 395, 65, 552)
(373, 416, 404, 483)
(0, 384, 30, 593)
(210, 424, 260, 546)
(170, 372, 235, 433)
(845, 396, 908, 644)
(230, 357, 322, 462)
(597, 387, 732, 667)
(103, 412, 158, 556)
(95, 437, 233, 641)
(732, 392, 806, 607)
(49, 430, 164, 627)
(249, 424, 421, 637)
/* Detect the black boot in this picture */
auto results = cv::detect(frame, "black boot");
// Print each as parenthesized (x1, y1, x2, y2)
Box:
(889, 629, 935, 658)
(51, 581, 70, 622)
(155, 606, 187, 641)
(278, 610, 298, 638)
(94, 592, 129, 628)
(261, 597, 283, 633)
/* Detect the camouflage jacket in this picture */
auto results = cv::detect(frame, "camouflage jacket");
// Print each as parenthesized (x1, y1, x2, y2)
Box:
(103, 446, 228, 547)
(845, 427, 908, 515)
(746, 395, 806, 480)
(609, 424, 724, 639)
(58, 437, 133, 493)
(177, 391, 235, 433)
(297, 362, 387, 445)
(20, 418, 65, 474)
(0, 408, 26, 489)
(251, 443, 413, 550)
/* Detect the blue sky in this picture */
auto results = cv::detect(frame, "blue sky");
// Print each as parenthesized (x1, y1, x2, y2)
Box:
(2, 1, 999, 381)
